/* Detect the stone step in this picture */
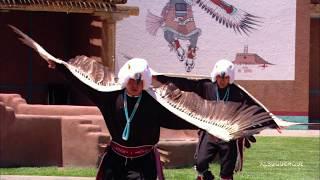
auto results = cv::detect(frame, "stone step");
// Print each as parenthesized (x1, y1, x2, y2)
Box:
(78, 124, 102, 133)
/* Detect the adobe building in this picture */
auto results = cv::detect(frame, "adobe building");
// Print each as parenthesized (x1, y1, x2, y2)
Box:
(0, 0, 319, 168)
(0, 0, 197, 168)
(0, 0, 318, 124)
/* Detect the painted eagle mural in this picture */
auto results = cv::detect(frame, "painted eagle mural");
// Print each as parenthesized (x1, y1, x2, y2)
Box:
(146, 0, 261, 72)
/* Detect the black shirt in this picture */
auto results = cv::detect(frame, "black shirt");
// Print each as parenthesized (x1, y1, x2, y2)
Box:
(58, 65, 197, 147)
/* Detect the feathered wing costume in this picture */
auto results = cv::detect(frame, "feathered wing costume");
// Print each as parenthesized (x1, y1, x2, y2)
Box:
(9, 25, 318, 142)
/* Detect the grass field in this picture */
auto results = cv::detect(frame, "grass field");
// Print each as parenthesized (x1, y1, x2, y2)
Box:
(0, 137, 319, 180)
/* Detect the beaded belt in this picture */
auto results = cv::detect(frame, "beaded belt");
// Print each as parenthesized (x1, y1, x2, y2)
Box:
(110, 141, 154, 158)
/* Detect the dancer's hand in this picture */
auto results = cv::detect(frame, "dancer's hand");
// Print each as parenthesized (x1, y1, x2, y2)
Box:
(47, 60, 56, 69)
(244, 135, 256, 148)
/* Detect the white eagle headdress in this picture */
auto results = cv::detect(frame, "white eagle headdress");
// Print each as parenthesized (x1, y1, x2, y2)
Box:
(210, 59, 235, 84)
(118, 58, 152, 90)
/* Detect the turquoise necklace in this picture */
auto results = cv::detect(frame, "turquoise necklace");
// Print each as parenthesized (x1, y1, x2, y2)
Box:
(216, 85, 230, 102)
(122, 90, 142, 141)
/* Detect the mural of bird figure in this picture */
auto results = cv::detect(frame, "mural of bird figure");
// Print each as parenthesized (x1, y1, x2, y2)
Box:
(10, 25, 318, 143)
(146, 0, 261, 72)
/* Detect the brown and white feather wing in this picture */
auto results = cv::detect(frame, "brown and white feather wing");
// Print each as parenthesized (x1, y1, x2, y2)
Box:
(10, 25, 121, 92)
(147, 80, 274, 141)
(152, 73, 320, 131)
(66, 55, 121, 92)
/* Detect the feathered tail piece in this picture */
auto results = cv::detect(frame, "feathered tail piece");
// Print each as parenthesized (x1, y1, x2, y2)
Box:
(145, 10, 164, 36)
(147, 81, 275, 141)
(9, 25, 121, 92)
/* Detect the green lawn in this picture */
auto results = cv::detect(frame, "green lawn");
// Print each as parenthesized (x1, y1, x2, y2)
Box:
(1, 137, 319, 180)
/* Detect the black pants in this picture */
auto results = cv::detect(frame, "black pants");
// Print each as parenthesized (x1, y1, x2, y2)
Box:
(195, 131, 237, 178)
(97, 147, 157, 180)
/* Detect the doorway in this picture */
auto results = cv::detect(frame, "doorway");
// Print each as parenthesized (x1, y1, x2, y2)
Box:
(309, 16, 320, 129)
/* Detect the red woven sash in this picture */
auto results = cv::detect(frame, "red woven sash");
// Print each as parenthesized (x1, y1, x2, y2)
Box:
(110, 141, 154, 158)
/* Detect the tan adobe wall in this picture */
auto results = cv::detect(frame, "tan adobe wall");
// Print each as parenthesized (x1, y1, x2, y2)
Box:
(0, 94, 109, 167)
(0, 94, 198, 168)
